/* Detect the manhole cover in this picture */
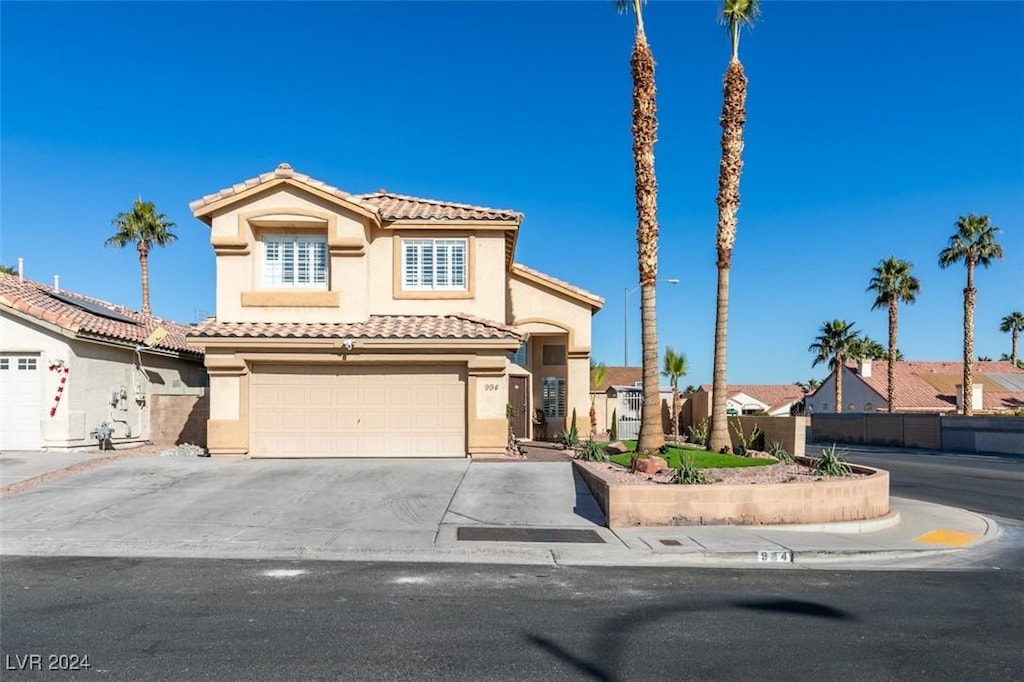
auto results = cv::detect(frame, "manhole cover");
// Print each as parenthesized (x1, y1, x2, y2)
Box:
(457, 527, 605, 544)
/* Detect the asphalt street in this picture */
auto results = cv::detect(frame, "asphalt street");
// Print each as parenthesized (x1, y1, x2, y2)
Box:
(2, 557, 1022, 681)
(811, 443, 1023, 520)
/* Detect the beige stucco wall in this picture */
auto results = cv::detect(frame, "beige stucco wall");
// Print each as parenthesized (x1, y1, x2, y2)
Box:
(207, 186, 508, 323)
(508, 275, 592, 349)
(1, 312, 205, 450)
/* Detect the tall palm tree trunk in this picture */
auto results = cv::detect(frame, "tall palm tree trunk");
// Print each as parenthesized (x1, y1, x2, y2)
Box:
(638, 285, 663, 452)
(708, 59, 747, 452)
(671, 385, 680, 443)
(887, 298, 898, 412)
(963, 260, 975, 415)
(709, 262, 731, 450)
(631, 26, 664, 455)
(1012, 329, 1019, 367)
(834, 353, 844, 414)
(138, 240, 151, 315)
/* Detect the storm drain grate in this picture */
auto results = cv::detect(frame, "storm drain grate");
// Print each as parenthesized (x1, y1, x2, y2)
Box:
(659, 539, 683, 546)
(457, 527, 605, 544)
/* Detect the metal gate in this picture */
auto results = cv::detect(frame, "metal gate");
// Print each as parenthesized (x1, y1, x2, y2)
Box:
(616, 388, 643, 441)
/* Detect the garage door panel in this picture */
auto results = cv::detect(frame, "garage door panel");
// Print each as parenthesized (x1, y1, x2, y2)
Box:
(250, 365, 465, 458)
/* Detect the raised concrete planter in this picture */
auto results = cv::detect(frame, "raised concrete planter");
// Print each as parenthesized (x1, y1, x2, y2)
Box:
(574, 457, 890, 528)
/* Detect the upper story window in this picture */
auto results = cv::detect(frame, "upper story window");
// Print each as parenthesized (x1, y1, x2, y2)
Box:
(261, 235, 328, 288)
(402, 239, 467, 291)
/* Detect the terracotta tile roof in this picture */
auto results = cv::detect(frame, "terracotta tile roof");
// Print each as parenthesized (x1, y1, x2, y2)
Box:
(729, 384, 806, 411)
(190, 314, 522, 342)
(698, 383, 805, 412)
(592, 366, 642, 393)
(355, 191, 522, 222)
(842, 360, 1024, 412)
(0, 273, 202, 357)
(511, 263, 604, 308)
(189, 163, 522, 223)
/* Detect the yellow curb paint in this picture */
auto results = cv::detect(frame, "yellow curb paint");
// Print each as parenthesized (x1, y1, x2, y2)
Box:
(915, 529, 981, 547)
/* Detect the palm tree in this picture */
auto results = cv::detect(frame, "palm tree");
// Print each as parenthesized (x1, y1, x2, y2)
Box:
(794, 378, 822, 394)
(105, 197, 177, 315)
(617, 0, 663, 454)
(0, 264, 16, 275)
(867, 257, 920, 413)
(849, 336, 888, 361)
(1000, 311, 1024, 367)
(589, 361, 608, 437)
(661, 347, 688, 443)
(708, 0, 760, 453)
(809, 319, 860, 413)
(938, 214, 1004, 415)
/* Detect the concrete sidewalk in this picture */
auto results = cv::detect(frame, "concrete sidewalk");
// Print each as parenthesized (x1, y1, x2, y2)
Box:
(0, 451, 1004, 569)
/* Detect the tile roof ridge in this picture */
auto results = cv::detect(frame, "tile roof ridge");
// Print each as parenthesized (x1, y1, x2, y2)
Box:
(191, 163, 372, 212)
(356, 190, 522, 216)
(511, 262, 604, 305)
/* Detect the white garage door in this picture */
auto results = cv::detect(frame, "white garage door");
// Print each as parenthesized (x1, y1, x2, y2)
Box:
(249, 364, 466, 458)
(0, 355, 43, 450)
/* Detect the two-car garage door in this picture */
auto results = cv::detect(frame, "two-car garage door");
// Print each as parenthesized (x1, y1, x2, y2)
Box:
(249, 364, 466, 458)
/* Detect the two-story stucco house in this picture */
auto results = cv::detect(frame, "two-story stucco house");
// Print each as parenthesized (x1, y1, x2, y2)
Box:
(187, 163, 603, 458)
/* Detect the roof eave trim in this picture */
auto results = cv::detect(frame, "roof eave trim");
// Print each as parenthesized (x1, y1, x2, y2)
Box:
(191, 178, 382, 228)
(510, 264, 604, 311)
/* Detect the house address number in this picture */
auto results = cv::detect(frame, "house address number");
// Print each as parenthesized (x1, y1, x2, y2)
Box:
(483, 383, 499, 391)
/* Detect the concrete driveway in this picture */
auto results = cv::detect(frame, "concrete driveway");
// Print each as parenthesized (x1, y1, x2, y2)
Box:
(0, 453, 609, 561)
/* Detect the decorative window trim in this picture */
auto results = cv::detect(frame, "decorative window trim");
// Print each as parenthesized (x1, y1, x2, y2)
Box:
(394, 235, 474, 300)
(401, 238, 468, 291)
(260, 234, 328, 289)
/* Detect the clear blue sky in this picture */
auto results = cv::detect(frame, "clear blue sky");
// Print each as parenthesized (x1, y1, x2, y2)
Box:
(2, 1, 1021, 386)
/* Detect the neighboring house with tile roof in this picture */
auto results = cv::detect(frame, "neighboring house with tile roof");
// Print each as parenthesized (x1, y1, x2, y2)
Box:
(0, 271, 207, 450)
(188, 163, 604, 457)
(695, 384, 807, 417)
(587, 366, 676, 436)
(807, 358, 1024, 414)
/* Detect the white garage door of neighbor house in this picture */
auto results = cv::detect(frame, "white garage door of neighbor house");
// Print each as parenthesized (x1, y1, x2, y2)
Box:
(0, 355, 43, 450)
(249, 365, 466, 458)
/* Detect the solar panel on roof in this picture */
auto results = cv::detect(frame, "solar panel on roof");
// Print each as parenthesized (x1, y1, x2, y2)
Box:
(46, 291, 139, 325)
(988, 373, 1024, 392)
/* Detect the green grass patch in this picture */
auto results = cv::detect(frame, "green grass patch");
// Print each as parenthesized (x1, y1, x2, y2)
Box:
(607, 441, 775, 469)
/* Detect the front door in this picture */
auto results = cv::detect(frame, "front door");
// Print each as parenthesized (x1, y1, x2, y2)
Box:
(508, 376, 528, 439)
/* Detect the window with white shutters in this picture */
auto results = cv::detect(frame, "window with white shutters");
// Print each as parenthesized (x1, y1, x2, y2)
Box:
(402, 239, 468, 291)
(541, 376, 566, 419)
(261, 236, 328, 288)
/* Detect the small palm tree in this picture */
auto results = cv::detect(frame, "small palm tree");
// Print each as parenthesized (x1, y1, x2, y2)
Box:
(589, 361, 608, 437)
(708, 0, 760, 453)
(938, 214, 1004, 415)
(849, 336, 888, 361)
(661, 347, 688, 444)
(867, 257, 920, 413)
(617, 0, 663, 454)
(1000, 311, 1024, 367)
(105, 197, 177, 315)
(809, 319, 860, 413)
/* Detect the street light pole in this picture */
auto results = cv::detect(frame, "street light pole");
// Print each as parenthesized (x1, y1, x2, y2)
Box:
(623, 279, 679, 367)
